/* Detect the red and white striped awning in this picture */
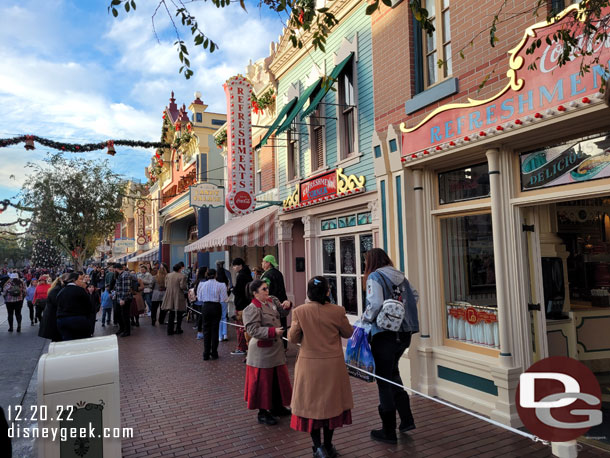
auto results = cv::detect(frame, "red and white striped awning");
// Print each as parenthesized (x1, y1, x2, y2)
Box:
(184, 206, 278, 253)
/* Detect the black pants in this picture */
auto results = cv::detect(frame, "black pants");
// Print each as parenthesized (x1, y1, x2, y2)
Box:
(167, 310, 184, 335)
(27, 300, 35, 323)
(159, 309, 167, 325)
(150, 301, 162, 325)
(202, 302, 221, 358)
(112, 299, 120, 325)
(35, 300, 46, 324)
(5, 301, 23, 329)
(370, 331, 413, 422)
(118, 298, 132, 335)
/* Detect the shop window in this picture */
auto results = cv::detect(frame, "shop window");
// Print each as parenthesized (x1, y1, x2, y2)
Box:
(286, 128, 299, 181)
(438, 162, 490, 204)
(256, 149, 262, 193)
(440, 213, 499, 349)
(322, 233, 372, 315)
(310, 108, 325, 172)
(338, 61, 357, 159)
(338, 215, 357, 228)
(321, 218, 338, 231)
(422, 0, 452, 88)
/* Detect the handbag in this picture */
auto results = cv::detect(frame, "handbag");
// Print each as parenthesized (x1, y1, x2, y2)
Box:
(344, 323, 376, 382)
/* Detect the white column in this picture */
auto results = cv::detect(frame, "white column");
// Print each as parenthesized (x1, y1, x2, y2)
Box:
(413, 169, 430, 343)
(486, 148, 513, 368)
(277, 221, 295, 305)
(302, 215, 315, 283)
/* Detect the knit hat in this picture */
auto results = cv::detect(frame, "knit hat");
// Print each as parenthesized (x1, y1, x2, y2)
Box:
(262, 255, 278, 268)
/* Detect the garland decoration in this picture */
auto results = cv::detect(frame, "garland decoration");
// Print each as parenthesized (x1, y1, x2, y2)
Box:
(0, 135, 171, 153)
(251, 88, 275, 115)
(214, 129, 227, 148)
(0, 218, 30, 227)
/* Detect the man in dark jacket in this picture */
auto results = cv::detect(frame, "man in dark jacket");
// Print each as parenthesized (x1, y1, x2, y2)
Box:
(230, 258, 252, 355)
(261, 255, 289, 349)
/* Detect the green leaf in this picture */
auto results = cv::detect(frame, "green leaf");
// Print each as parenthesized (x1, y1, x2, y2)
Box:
(382, 0, 393, 7)
(112, 7, 118, 17)
(131, 0, 136, 10)
(111, 0, 121, 5)
(210, 42, 216, 52)
(204, 38, 209, 49)
(125, 2, 130, 12)
(365, 1, 379, 15)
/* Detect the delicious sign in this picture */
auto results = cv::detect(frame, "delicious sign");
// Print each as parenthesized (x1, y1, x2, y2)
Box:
(224, 75, 255, 215)
(401, 5, 610, 155)
(520, 133, 610, 190)
(300, 170, 337, 204)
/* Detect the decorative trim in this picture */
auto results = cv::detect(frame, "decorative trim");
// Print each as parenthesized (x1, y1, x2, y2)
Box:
(576, 315, 610, 352)
(437, 365, 498, 396)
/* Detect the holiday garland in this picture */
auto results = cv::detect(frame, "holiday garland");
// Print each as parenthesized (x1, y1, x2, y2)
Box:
(214, 129, 227, 148)
(0, 135, 171, 153)
(252, 88, 275, 115)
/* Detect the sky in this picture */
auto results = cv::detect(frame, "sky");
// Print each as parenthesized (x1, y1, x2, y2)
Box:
(0, 0, 285, 224)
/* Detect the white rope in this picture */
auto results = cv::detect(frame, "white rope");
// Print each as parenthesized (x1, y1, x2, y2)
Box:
(186, 305, 548, 446)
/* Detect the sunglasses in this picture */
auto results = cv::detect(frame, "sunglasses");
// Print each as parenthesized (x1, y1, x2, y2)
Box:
(259, 286, 269, 292)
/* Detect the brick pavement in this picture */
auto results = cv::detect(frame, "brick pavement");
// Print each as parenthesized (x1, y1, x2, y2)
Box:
(106, 318, 609, 458)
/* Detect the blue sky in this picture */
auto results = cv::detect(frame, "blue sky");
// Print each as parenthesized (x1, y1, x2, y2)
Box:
(0, 0, 285, 223)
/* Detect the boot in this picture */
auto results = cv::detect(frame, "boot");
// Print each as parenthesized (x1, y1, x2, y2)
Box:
(312, 446, 329, 458)
(396, 393, 416, 432)
(370, 406, 397, 444)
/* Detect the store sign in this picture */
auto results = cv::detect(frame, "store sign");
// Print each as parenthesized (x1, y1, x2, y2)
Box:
(136, 200, 147, 246)
(449, 306, 498, 324)
(401, 5, 610, 156)
(300, 169, 337, 204)
(189, 183, 224, 208)
(520, 133, 610, 190)
(224, 75, 255, 215)
(113, 238, 134, 254)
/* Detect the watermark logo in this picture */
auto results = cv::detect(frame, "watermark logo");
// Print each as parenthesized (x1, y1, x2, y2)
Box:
(516, 356, 602, 441)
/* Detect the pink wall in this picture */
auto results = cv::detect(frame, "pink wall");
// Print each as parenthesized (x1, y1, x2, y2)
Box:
(291, 222, 307, 307)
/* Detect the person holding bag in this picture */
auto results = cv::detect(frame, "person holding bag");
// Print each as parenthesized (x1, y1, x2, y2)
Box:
(360, 248, 419, 444)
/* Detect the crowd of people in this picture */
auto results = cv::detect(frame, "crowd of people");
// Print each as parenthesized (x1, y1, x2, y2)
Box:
(1, 247, 420, 458)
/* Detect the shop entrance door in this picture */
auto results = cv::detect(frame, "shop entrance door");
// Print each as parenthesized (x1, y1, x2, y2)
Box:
(521, 206, 549, 365)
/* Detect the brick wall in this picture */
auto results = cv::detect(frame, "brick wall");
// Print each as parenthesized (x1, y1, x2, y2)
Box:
(253, 133, 276, 192)
(372, 0, 547, 133)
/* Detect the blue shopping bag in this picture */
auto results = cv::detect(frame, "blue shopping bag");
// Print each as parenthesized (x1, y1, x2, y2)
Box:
(344, 323, 376, 383)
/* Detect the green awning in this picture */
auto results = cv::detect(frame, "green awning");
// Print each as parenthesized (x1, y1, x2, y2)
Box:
(256, 97, 298, 149)
(301, 53, 354, 119)
(276, 78, 323, 134)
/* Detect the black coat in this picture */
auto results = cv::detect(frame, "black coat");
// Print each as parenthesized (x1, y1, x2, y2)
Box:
(261, 267, 287, 302)
(56, 284, 94, 319)
(38, 285, 63, 341)
(233, 269, 252, 311)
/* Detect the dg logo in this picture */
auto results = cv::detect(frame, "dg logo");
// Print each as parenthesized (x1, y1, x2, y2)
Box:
(516, 356, 602, 442)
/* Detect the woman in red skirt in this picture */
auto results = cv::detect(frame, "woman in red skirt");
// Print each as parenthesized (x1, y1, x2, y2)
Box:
(242, 279, 293, 425)
(288, 276, 354, 458)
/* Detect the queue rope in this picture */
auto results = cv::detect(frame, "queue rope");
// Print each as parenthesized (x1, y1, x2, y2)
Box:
(185, 305, 549, 446)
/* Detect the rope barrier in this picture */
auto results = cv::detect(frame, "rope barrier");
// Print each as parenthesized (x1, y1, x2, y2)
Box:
(185, 304, 548, 446)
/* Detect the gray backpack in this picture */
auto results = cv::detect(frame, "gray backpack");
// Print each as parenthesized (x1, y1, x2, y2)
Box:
(376, 273, 405, 332)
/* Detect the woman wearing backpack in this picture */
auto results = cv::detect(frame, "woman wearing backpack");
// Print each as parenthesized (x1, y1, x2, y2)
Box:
(2, 273, 26, 332)
(360, 248, 419, 444)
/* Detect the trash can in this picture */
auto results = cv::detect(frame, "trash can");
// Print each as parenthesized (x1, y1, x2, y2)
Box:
(37, 335, 121, 458)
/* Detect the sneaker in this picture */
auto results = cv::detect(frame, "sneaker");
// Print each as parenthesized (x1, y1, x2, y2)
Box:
(147, 311, 151, 317)
(231, 349, 246, 355)
(196, 332, 203, 340)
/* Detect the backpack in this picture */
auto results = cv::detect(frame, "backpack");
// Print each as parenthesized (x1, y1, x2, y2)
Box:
(375, 273, 405, 332)
(7, 280, 22, 297)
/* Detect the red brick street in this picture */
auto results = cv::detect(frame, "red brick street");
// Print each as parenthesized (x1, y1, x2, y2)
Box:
(111, 321, 607, 458)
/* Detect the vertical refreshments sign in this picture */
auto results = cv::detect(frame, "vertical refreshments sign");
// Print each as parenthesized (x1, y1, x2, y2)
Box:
(224, 75, 255, 215)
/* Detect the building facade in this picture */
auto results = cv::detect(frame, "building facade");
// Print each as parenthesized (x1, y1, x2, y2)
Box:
(372, 0, 610, 444)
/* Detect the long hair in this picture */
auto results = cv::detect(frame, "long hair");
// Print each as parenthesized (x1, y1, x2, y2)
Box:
(363, 248, 394, 284)
(216, 266, 229, 285)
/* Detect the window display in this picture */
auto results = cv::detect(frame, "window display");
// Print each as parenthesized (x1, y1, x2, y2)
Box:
(438, 162, 490, 204)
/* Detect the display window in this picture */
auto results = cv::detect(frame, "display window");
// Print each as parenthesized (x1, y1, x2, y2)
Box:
(438, 162, 490, 204)
(439, 212, 500, 349)
(322, 232, 373, 315)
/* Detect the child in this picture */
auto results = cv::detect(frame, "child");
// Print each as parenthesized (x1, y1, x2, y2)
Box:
(100, 286, 113, 327)
(25, 279, 38, 326)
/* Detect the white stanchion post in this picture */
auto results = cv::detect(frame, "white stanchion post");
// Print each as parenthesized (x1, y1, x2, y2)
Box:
(552, 440, 578, 458)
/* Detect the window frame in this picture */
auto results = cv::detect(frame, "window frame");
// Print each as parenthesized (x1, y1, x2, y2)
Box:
(422, 0, 452, 89)
(255, 148, 262, 193)
(337, 58, 359, 161)
(309, 106, 326, 173)
(286, 128, 300, 183)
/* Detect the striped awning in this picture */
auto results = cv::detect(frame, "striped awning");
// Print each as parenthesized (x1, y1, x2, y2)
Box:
(184, 206, 277, 253)
(132, 247, 159, 263)
(117, 251, 138, 264)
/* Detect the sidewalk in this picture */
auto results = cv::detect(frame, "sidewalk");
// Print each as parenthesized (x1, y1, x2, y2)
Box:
(108, 317, 608, 458)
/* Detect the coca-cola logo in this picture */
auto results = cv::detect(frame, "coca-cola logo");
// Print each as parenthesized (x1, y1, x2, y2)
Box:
(540, 33, 610, 73)
(234, 191, 252, 210)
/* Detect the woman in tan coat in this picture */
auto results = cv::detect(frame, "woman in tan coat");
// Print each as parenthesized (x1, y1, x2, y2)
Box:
(288, 276, 354, 458)
(243, 279, 293, 426)
(160, 263, 188, 335)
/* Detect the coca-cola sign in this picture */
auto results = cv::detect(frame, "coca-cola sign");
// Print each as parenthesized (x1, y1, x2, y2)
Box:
(224, 75, 255, 215)
(401, 5, 610, 156)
